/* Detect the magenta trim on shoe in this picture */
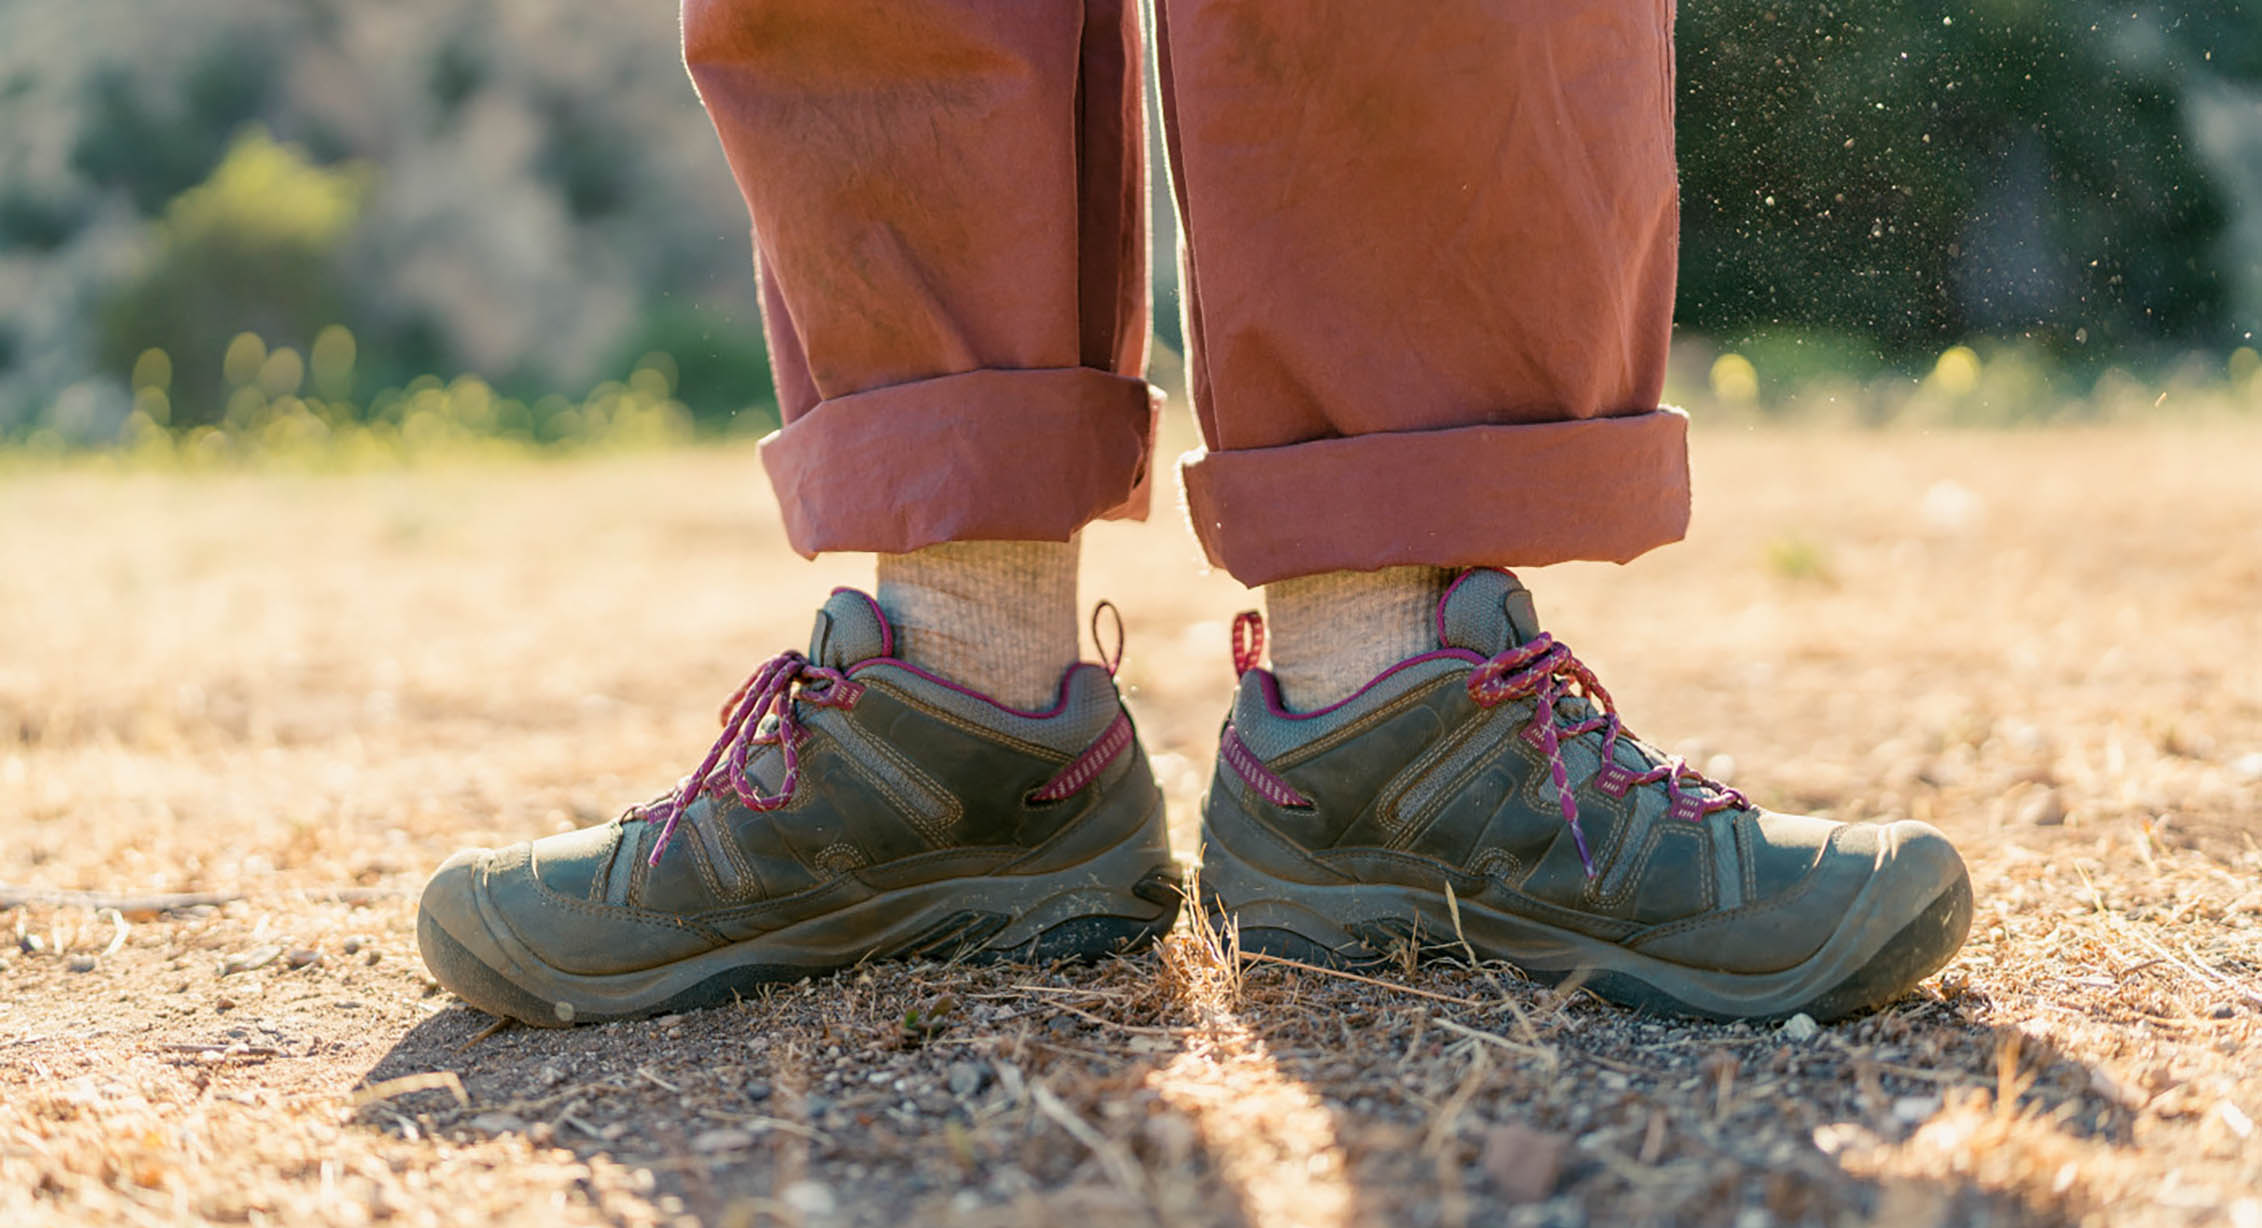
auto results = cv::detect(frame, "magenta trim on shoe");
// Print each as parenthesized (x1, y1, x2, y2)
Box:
(847, 658, 1110, 720)
(1030, 710, 1133, 801)
(1221, 727, 1313, 809)
(1434, 567, 1518, 646)
(829, 586, 895, 658)
(1250, 649, 1486, 722)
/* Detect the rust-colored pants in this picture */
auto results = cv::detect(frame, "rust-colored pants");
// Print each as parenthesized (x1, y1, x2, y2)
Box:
(685, 0, 1688, 586)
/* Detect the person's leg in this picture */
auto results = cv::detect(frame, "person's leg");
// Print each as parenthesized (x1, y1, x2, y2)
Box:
(416, 1, 1181, 1026)
(1163, 0, 1970, 1020)
(875, 538, 1080, 710)
(1156, 0, 1687, 595)
(687, 0, 1155, 704)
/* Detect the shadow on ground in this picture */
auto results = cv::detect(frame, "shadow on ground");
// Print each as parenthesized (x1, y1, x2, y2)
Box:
(353, 942, 2135, 1227)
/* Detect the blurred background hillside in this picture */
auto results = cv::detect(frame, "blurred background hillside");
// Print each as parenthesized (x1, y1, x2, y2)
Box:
(2, 0, 2258, 452)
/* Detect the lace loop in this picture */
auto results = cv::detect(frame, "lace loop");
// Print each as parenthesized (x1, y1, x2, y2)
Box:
(1468, 632, 1747, 879)
(1230, 610, 1265, 679)
(642, 650, 860, 867)
(1091, 600, 1127, 678)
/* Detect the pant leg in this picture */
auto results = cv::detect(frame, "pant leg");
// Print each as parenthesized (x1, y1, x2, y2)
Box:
(1155, 0, 1690, 586)
(684, 0, 1156, 554)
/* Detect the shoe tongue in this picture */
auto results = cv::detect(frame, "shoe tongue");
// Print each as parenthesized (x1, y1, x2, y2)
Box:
(1436, 569, 1544, 655)
(807, 587, 894, 668)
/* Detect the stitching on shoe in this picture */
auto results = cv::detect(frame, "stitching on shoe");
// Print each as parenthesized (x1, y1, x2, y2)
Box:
(1377, 701, 1516, 842)
(1627, 823, 1852, 943)
(1222, 728, 1312, 809)
(1510, 737, 1639, 891)
(822, 713, 965, 845)
(1391, 709, 1535, 850)
(1598, 822, 1714, 914)
(1030, 710, 1134, 802)
(867, 679, 1076, 763)
(1268, 673, 1465, 771)
(1315, 846, 1489, 895)
(1222, 801, 1356, 885)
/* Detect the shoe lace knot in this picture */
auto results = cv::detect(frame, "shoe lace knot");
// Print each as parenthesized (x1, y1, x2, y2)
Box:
(639, 650, 863, 866)
(1467, 632, 1748, 879)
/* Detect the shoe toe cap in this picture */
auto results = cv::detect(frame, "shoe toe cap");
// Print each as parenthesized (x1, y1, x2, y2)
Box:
(1876, 819, 1968, 900)
(417, 847, 497, 948)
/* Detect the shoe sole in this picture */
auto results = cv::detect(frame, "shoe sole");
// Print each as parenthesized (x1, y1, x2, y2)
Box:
(419, 803, 1182, 1027)
(1197, 823, 1972, 1023)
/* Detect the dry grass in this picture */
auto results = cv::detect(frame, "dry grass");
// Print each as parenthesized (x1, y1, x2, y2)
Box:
(3, 421, 2260, 1226)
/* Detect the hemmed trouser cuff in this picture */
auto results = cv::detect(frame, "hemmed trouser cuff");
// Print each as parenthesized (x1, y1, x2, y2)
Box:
(760, 367, 1162, 556)
(1179, 409, 1692, 587)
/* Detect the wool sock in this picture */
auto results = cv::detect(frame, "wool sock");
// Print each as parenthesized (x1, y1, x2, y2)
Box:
(874, 538, 1081, 711)
(1264, 566, 1455, 712)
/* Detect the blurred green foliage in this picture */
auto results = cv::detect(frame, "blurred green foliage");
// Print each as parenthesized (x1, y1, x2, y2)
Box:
(72, 42, 278, 217)
(95, 131, 365, 429)
(603, 304, 779, 433)
(1677, 0, 2256, 360)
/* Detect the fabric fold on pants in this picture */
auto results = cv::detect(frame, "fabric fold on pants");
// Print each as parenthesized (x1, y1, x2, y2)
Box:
(763, 367, 1160, 552)
(1180, 410, 1690, 587)
(1153, 0, 1688, 582)
(684, 0, 1154, 557)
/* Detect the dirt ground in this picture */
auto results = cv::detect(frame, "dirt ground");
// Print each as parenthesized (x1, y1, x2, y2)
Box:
(3, 422, 2259, 1227)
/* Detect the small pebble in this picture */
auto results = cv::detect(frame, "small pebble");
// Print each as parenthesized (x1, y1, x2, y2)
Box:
(341, 938, 363, 955)
(468, 1113, 525, 1135)
(1892, 1094, 1941, 1124)
(947, 1061, 988, 1098)
(1482, 1122, 1568, 1202)
(780, 1182, 836, 1216)
(1780, 1013, 1820, 1042)
(220, 946, 282, 976)
(2016, 789, 2065, 827)
(67, 955, 98, 973)
(285, 948, 322, 970)
(744, 1078, 774, 1101)
(692, 1128, 753, 1153)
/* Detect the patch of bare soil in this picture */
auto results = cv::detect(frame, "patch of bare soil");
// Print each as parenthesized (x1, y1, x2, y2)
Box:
(4, 424, 2259, 1226)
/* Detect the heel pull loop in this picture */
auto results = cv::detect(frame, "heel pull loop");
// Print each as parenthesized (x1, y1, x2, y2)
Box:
(1230, 610, 1265, 679)
(1090, 599, 1126, 678)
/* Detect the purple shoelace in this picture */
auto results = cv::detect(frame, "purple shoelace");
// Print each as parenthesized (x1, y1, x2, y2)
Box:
(639, 650, 862, 866)
(1468, 632, 1748, 878)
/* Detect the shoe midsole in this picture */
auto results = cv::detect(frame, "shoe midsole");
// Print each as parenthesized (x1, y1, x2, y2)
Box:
(1197, 824, 1965, 1018)
(440, 799, 1176, 1018)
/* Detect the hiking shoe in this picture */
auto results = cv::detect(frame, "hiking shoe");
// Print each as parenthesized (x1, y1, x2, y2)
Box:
(1198, 569, 1971, 1022)
(418, 587, 1180, 1026)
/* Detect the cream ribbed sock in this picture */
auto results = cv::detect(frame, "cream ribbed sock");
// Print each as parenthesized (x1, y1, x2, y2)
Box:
(874, 538, 1081, 711)
(1264, 566, 1454, 712)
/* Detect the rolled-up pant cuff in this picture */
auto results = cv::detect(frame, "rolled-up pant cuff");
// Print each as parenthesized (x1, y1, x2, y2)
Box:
(1178, 409, 1691, 586)
(761, 367, 1162, 555)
